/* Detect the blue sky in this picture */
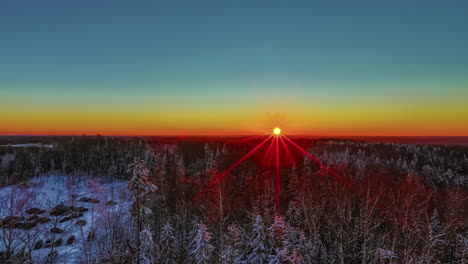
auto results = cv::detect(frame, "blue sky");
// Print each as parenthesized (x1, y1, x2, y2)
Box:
(1, 0, 468, 135)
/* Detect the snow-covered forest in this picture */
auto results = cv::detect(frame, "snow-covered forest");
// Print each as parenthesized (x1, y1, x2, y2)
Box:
(1, 136, 467, 263)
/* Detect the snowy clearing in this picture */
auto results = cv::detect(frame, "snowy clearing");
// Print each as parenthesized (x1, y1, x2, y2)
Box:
(0, 174, 129, 263)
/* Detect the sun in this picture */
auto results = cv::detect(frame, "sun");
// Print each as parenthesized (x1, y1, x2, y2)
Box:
(273, 127, 281, 135)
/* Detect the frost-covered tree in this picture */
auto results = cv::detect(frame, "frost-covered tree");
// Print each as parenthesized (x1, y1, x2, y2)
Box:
(139, 227, 155, 264)
(188, 222, 214, 264)
(247, 215, 269, 264)
(424, 209, 446, 261)
(159, 222, 178, 264)
(127, 157, 158, 217)
(220, 224, 243, 264)
(127, 157, 158, 264)
(268, 215, 285, 251)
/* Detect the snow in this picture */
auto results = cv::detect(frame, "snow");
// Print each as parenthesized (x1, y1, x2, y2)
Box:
(0, 173, 129, 263)
(1, 143, 54, 148)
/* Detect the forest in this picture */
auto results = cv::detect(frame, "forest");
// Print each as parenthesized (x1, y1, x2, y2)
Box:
(0, 135, 467, 263)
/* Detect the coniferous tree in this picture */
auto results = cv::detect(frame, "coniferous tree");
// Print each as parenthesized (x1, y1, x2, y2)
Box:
(188, 222, 214, 264)
(247, 215, 269, 264)
(159, 222, 178, 264)
(127, 157, 158, 264)
(139, 227, 155, 264)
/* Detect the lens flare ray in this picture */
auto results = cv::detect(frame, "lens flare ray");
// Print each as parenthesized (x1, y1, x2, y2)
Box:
(283, 135, 354, 188)
(275, 136, 281, 211)
(261, 136, 276, 167)
(279, 136, 295, 165)
(195, 134, 273, 199)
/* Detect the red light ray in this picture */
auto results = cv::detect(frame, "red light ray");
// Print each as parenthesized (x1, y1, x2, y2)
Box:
(282, 135, 405, 225)
(237, 134, 269, 143)
(261, 136, 275, 167)
(192, 130, 403, 224)
(275, 136, 281, 212)
(195, 134, 274, 200)
(279, 136, 295, 165)
(283, 135, 353, 188)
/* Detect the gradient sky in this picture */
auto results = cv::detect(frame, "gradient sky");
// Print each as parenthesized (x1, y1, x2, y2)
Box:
(1, 0, 467, 136)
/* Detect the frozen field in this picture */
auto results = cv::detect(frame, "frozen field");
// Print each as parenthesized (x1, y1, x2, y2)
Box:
(0, 174, 129, 263)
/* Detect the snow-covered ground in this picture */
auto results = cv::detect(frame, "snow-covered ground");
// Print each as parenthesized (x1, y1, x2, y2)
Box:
(0, 143, 54, 148)
(0, 173, 129, 263)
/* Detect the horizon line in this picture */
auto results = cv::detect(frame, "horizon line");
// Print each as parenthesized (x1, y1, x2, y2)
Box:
(1, 134, 468, 138)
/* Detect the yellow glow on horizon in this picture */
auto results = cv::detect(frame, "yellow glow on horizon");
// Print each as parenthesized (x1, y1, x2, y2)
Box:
(273, 127, 281, 135)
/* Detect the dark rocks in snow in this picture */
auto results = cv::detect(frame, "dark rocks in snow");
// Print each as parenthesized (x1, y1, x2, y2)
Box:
(0, 216, 27, 229)
(76, 206, 89, 213)
(50, 204, 72, 216)
(59, 216, 72, 223)
(19, 222, 37, 230)
(0, 216, 24, 227)
(44, 240, 52, 248)
(13, 222, 24, 229)
(54, 238, 63, 247)
(27, 215, 39, 221)
(76, 220, 87, 226)
(79, 197, 100, 204)
(79, 197, 91, 202)
(50, 204, 89, 220)
(34, 240, 43, 250)
(106, 200, 116, 206)
(50, 227, 64, 234)
(72, 212, 83, 219)
(66, 235, 76, 245)
(36, 217, 51, 224)
(26, 207, 45, 215)
(0, 216, 38, 229)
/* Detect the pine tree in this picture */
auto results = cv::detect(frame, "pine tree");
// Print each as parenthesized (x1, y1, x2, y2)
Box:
(159, 222, 178, 264)
(127, 157, 158, 217)
(220, 224, 243, 264)
(139, 227, 155, 264)
(127, 157, 158, 264)
(427, 209, 445, 261)
(188, 222, 214, 264)
(247, 215, 269, 264)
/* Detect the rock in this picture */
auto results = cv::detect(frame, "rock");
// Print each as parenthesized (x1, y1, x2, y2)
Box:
(54, 238, 63, 247)
(14, 222, 24, 229)
(27, 215, 39, 221)
(36, 217, 51, 224)
(66, 235, 76, 245)
(78, 197, 99, 204)
(34, 240, 43, 250)
(26, 208, 45, 215)
(2, 216, 24, 225)
(50, 227, 64, 234)
(75, 206, 89, 213)
(50, 204, 72, 216)
(44, 240, 52, 248)
(78, 197, 91, 202)
(106, 200, 116, 206)
(0, 216, 39, 229)
(71, 212, 83, 219)
(76, 220, 87, 226)
(26, 208, 41, 214)
(19, 222, 37, 230)
(59, 216, 71, 223)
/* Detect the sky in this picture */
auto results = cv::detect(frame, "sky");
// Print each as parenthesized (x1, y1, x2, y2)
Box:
(1, 0, 467, 136)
